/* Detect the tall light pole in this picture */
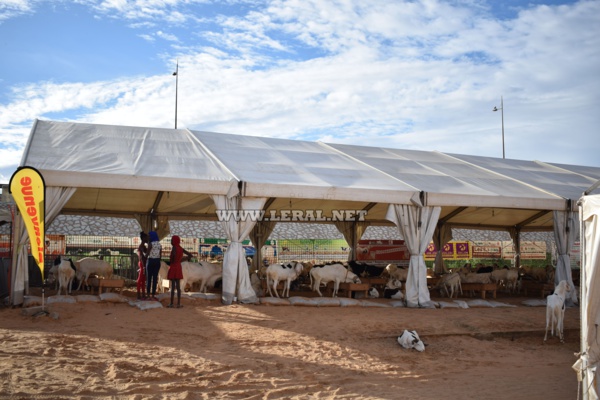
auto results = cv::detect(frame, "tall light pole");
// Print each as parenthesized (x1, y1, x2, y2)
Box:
(492, 96, 505, 159)
(172, 60, 178, 129)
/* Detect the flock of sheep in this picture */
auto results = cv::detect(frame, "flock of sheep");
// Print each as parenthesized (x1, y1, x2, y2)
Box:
(255, 260, 558, 300)
(48, 257, 224, 295)
(48, 256, 557, 302)
(47, 255, 570, 343)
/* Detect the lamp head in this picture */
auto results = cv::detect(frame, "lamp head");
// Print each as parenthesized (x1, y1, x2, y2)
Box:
(492, 106, 499, 112)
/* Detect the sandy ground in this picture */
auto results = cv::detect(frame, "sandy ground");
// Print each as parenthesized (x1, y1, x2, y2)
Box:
(0, 288, 581, 400)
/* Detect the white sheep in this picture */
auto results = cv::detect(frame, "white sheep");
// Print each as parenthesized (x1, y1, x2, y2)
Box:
(544, 280, 570, 343)
(75, 257, 113, 291)
(265, 262, 304, 298)
(384, 263, 409, 282)
(47, 262, 59, 290)
(437, 272, 462, 299)
(309, 263, 361, 297)
(57, 257, 76, 295)
(181, 261, 223, 293)
(459, 271, 492, 284)
(505, 269, 519, 293)
(519, 265, 552, 283)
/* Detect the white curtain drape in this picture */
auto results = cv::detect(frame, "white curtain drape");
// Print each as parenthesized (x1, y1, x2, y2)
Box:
(577, 195, 600, 400)
(507, 227, 521, 269)
(553, 210, 579, 305)
(11, 187, 76, 305)
(334, 221, 367, 261)
(10, 213, 27, 306)
(432, 224, 452, 275)
(386, 204, 441, 308)
(212, 194, 267, 305)
(249, 221, 276, 272)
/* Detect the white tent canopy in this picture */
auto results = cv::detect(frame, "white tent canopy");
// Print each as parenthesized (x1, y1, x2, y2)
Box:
(9, 119, 600, 306)
(577, 193, 600, 399)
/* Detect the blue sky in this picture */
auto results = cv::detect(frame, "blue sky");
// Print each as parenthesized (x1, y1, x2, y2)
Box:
(1, 0, 599, 183)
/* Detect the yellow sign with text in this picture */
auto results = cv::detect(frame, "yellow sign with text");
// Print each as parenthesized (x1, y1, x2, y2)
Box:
(9, 167, 45, 279)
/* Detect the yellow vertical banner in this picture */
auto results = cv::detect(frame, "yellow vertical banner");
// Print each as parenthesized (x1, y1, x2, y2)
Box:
(9, 167, 46, 279)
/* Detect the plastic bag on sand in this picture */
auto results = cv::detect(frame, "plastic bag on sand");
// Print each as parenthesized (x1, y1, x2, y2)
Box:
(99, 293, 128, 303)
(438, 301, 461, 309)
(522, 299, 547, 307)
(487, 300, 516, 308)
(259, 297, 290, 306)
(288, 297, 318, 306)
(48, 295, 76, 304)
(466, 299, 493, 308)
(23, 296, 43, 307)
(189, 292, 220, 300)
(389, 300, 405, 308)
(314, 297, 341, 307)
(135, 300, 163, 310)
(76, 295, 100, 303)
(339, 298, 361, 307)
(452, 300, 469, 309)
(360, 300, 392, 308)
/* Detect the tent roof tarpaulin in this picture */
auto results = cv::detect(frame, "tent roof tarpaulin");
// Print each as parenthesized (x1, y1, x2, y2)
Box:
(18, 119, 600, 229)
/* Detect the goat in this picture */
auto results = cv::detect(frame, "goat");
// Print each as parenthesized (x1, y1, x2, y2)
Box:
(544, 280, 570, 343)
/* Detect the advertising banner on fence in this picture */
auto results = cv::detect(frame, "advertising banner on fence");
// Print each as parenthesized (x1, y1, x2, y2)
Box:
(502, 241, 547, 260)
(9, 167, 45, 279)
(424, 241, 471, 260)
(472, 240, 503, 259)
(46, 234, 66, 256)
(571, 241, 580, 270)
(356, 240, 410, 266)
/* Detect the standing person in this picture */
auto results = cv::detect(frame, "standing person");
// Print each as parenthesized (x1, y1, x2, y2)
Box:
(146, 231, 162, 301)
(136, 231, 149, 300)
(167, 235, 194, 308)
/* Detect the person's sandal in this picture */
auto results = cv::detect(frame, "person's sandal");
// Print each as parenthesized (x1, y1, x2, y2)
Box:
(167, 304, 174, 308)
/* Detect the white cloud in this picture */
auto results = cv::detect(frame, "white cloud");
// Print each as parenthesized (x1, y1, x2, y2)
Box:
(0, 0, 33, 22)
(156, 30, 178, 41)
(0, 0, 599, 185)
(138, 33, 155, 41)
(92, 0, 210, 22)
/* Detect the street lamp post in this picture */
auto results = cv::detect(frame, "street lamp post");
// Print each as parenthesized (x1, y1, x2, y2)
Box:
(172, 60, 178, 129)
(493, 96, 505, 159)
